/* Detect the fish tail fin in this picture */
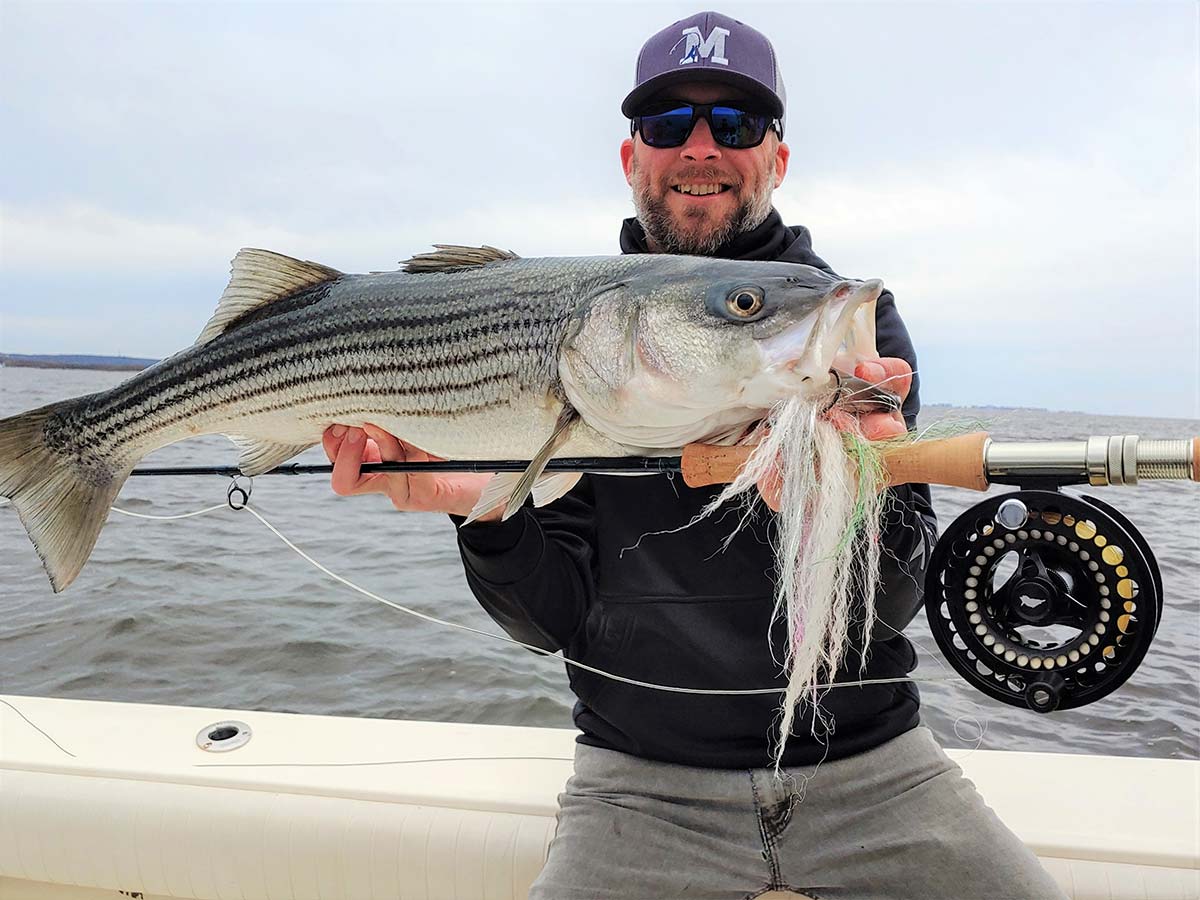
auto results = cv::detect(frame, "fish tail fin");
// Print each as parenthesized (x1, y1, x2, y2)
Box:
(0, 401, 126, 592)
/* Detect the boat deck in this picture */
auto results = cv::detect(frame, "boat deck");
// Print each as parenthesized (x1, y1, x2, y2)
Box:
(1, 695, 1196, 899)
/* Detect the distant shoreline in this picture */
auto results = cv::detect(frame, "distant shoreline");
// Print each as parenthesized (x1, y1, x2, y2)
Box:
(2, 360, 149, 372)
(1, 354, 157, 372)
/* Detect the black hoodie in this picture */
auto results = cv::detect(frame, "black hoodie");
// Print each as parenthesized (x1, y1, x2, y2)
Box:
(454, 210, 937, 768)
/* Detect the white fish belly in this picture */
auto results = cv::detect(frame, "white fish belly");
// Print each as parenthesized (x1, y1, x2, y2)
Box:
(224, 393, 635, 462)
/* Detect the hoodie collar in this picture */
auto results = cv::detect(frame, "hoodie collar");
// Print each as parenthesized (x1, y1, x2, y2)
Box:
(619, 208, 796, 261)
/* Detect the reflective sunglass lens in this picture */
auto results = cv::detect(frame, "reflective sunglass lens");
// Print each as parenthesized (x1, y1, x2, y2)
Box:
(710, 107, 769, 148)
(639, 106, 695, 148)
(635, 104, 772, 149)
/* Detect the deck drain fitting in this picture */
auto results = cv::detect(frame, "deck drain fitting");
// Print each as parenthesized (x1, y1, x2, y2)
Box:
(196, 720, 252, 752)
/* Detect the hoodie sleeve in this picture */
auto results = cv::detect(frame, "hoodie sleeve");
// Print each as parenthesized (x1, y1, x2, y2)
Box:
(871, 289, 940, 637)
(451, 477, 597, 654)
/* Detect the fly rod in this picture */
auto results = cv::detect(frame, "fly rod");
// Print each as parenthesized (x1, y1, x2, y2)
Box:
(124, 432, 1198, 715)
(129, 457, 680, 478)
(129, 433, 1199, 489)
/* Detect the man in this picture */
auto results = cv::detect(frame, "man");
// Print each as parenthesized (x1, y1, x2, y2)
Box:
(324, 11, 1065, 899)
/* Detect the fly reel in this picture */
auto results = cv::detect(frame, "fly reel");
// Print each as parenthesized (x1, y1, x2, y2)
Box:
(925, 490, 1162, 712)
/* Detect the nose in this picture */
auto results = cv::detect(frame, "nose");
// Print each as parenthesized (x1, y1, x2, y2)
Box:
(680, 116, 722, 162)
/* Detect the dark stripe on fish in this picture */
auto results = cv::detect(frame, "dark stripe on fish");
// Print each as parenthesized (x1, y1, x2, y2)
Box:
(87, 309, 548, 422)
(88, 341, 555, 451)
(83, 317, 562, 444)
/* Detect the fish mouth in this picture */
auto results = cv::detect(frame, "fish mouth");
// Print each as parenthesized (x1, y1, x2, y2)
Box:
(758, 279, 885, 391)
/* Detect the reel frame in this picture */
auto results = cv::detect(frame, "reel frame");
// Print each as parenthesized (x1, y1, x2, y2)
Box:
(924, 488, 1161, 713)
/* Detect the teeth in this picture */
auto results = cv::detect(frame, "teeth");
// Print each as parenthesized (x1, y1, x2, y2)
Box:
(674, 183, 724, 196)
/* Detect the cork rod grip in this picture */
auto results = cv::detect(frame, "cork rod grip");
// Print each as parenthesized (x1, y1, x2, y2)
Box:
(681, 432, 992, 491)
(1193, 437, 1199, 482)
(879, 432, 990, 491)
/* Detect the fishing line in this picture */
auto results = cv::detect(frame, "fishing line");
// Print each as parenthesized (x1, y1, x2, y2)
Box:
(159, 499, 954, 694)
(842, 369, 916, 402)
(0, 697, 76, 758)
(113, 504, 229, 521)
(233, 501, 958, 696)
(875, 618, 991, 755)
(863, 508, 992, 755)
(0, 496, 974, 766)
(5, 495, 958, 694)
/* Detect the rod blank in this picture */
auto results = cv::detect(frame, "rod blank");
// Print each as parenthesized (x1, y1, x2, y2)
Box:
(129, 457, 681, 478)
(128, 434, 1199, 491)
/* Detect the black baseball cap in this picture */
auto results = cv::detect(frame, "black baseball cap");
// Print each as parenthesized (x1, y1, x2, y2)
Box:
(622, 11, 787, 138)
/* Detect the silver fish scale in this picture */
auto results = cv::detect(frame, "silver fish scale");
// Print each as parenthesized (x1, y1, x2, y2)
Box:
(66, 256, 651, 461)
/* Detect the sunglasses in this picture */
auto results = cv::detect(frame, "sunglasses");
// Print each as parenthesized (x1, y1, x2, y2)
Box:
(631, 102, 778, 150)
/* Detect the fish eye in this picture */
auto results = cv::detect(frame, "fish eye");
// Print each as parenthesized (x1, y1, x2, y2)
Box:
(726, 286, 765, 318)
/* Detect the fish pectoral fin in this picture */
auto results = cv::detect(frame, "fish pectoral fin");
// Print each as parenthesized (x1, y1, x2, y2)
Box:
(500, 405, 579, 521)
(460, 475, 513, 525)
(464, 473, 521, 525)
(401, 244, 520, 274)
(463, 405, 580, 525)
(530, 472, 582, 507)
(226, 435, 315, 476)
(197, 249, 342, 346)
(464, 471, 584, 525)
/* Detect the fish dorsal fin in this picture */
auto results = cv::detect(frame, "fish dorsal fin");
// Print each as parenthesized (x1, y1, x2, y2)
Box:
(402, 244, 519, 274)
(196, 249, 342, 345)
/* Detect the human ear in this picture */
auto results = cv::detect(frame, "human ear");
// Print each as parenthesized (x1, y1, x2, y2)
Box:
(774, 140, 790, 188)
(620, 138, 636, 185)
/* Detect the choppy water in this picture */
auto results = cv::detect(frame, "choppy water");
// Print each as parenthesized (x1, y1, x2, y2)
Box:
(2, 366, 1197, 760)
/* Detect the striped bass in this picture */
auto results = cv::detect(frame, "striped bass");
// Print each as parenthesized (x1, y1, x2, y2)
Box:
(0, 244, 884, 592)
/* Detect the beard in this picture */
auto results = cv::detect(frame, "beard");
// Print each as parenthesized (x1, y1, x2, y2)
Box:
(631, 159, 775, 256)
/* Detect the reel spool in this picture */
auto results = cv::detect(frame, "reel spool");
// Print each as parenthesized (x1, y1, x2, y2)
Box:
(925, 490, 1162, 713)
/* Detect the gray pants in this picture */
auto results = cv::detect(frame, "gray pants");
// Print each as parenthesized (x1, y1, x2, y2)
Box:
(530, 725, 1066, 900)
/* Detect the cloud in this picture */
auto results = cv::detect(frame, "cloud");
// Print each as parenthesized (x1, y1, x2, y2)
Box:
(0, 198, 628, 275)
(776, 149, 1196, 347)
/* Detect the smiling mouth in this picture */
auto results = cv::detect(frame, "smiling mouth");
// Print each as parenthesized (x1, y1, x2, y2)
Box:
(671, 183, 732, 196)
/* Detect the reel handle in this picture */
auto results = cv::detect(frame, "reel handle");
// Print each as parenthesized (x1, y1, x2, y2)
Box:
(680, 433, 1199, 490)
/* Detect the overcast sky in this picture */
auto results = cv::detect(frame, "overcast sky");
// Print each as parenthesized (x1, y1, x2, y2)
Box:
(1, 1, 1196, 418)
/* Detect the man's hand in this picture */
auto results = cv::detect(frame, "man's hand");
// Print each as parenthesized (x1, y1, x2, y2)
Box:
(757, 357, 913, 511)
(322, 424, 501, 522)
(826, 358, 912, 441)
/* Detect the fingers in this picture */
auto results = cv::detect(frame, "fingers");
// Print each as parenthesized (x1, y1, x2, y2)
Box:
(330, 427, 364, 495)
(359, 425, 438, 463)
(856, 357, 912, 403)
(860, 412, 907, 441)
(322, 424, 347, 462)
(826, 405, 906, 440)
(757, 464, 783, 512)
(825, 408, 857, 432)
(329, 427, 386, 496)
(326, 423, 441, 507)
(362, 423, 406, 461)
(859, 357, 910, 440)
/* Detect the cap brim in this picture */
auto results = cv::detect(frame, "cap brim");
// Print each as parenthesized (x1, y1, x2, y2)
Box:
(621, 69, 783, 119)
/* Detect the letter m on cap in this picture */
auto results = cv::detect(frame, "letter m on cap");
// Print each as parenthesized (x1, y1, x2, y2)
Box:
(678, 25, 730, 66)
